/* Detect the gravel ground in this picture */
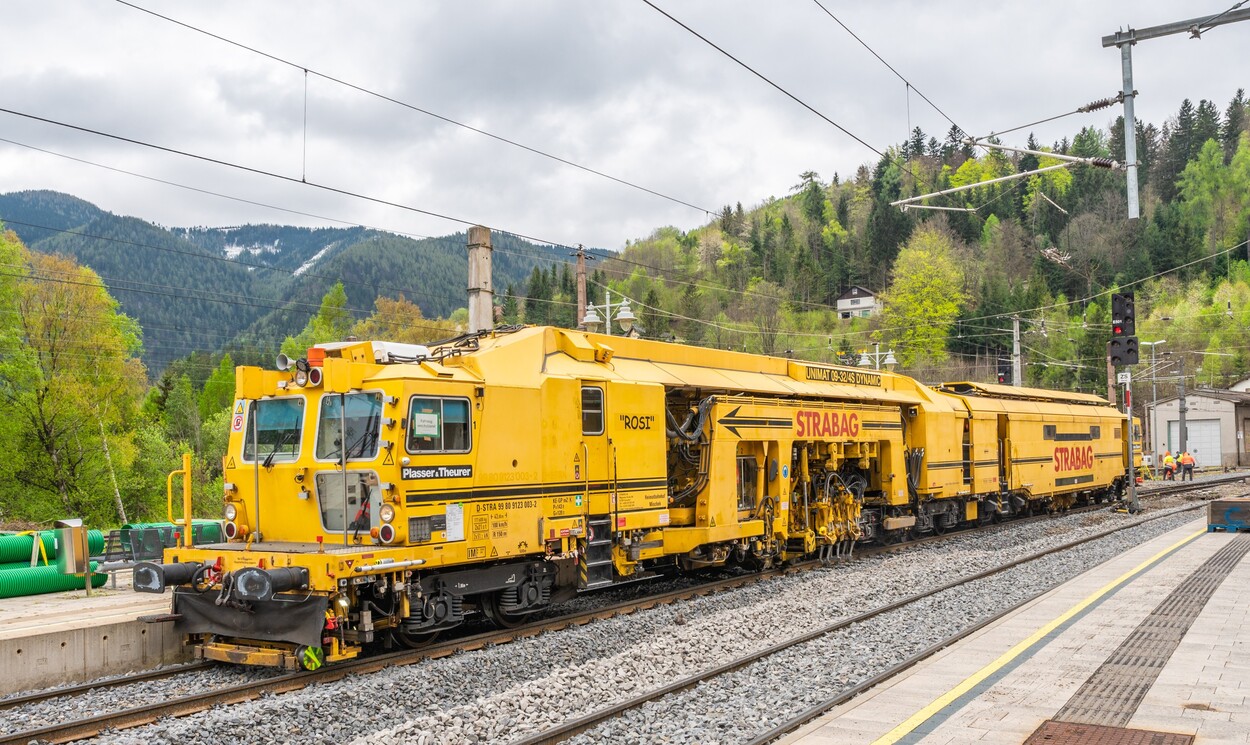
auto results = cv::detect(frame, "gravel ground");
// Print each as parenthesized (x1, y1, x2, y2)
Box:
(13, 478, 1234, 745)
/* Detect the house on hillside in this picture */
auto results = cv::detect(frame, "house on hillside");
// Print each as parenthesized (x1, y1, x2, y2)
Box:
(1146, 389, 1250, 468)
(836, 286, 882, 320)
(1228, 375, 1250, 392)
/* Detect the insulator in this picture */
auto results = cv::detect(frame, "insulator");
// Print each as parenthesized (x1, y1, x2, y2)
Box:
(1079, 97, 1115, 113)
(1088, 157, 1118, 169)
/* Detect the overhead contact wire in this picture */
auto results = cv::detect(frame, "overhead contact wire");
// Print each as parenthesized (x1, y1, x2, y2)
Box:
(808, 0, 968, 137)
(114, 0, 715, 215)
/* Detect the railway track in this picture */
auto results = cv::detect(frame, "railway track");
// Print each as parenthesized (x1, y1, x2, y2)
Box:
(2, 474, 1239, 744)
(511, 488, 1243, 744)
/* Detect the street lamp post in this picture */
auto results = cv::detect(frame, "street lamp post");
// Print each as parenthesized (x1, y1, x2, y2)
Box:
(857, 342, 898, 372)
(1141, 340, 1165, 478)
(580, 290, 636, 336)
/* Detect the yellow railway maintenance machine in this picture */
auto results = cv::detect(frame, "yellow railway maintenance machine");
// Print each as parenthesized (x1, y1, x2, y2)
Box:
(134, 327, 1129, 669)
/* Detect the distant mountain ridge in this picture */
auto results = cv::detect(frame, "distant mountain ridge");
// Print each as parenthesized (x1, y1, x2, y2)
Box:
(0, 190, 591, 372)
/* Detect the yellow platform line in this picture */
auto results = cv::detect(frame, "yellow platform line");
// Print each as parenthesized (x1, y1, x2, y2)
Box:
(871, 527, 1206, 745)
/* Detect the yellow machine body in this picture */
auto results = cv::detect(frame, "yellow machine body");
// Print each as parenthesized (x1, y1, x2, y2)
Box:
(149, 327, 1129, 667)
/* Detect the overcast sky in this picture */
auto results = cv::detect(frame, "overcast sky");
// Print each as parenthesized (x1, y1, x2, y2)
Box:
(0, 1, 1246, 251)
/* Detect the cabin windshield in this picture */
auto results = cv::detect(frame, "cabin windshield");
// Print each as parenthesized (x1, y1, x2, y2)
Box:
(316, 392, 384, 460)
(242, 397, 305, 462)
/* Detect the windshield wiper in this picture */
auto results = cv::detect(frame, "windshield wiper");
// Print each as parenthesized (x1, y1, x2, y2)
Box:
(262, 430, 297, 469)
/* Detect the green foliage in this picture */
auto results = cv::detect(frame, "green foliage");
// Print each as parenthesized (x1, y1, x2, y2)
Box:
(198, 353, 235, 421)
(0, 232, 148, 525)
(880, 225, 967, 366)
(281, 282, 352, 356)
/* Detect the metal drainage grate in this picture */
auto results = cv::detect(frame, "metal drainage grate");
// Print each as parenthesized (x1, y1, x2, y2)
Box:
(1024, 720, 1193, 745)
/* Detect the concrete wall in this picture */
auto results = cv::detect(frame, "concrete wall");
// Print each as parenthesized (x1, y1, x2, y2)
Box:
(0, 618, 188, 695)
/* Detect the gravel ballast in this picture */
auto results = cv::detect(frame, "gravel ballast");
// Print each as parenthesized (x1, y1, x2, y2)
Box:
(13, 481, 1232, 745)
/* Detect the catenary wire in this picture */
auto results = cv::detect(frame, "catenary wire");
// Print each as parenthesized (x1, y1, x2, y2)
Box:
(0, 130, 860, 315)
(114, 0, 716, 216)
(808, 0, 968, 137)
(0, 105, 603, 256)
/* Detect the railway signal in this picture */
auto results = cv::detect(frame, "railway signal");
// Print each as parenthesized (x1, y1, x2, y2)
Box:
(1110, 292, 1138, 366)
(1111, 292, 1135, 337)
(1109, 336, 1139, 366)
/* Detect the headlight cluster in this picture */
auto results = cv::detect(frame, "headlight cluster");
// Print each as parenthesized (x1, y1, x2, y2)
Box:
(378, 503, 397, 544)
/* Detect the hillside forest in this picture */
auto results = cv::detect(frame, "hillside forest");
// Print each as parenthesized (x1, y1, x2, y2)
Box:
(2, 90, 1249, 527)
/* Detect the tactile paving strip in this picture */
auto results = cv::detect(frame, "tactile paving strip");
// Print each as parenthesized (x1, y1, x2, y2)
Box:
(1052, 535, 1250, 727)
(1024, 720, 1194, 744)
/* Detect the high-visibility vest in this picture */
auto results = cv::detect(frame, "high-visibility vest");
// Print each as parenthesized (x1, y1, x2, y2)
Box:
(1180, 452, 1195, 465)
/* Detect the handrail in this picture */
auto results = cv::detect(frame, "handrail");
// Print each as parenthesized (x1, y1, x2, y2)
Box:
(165, 453, 193, 548)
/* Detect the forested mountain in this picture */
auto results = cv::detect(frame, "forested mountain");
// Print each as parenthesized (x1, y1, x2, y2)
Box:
(0, 191, 577, 372)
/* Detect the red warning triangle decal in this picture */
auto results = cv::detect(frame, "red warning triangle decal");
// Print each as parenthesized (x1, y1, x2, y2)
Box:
(345, 560, 355, 568)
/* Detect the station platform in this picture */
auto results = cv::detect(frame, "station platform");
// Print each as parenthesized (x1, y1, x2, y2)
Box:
(784, 517, 1250, 745)
(0, 569, 187, 695)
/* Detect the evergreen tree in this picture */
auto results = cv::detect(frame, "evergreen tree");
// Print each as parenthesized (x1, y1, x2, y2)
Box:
(1194, 99, 1222, 152)
(525, 266, 551, 325)
(677, 283, 703, 343)
(641, 287, 669, 338)
(502, 284, 519, 324)
(1222, 89, 1247, 162)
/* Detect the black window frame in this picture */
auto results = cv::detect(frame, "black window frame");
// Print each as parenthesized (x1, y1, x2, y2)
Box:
(241, 396, 306, 464)
(314, 391, 384, 462)
(581, 386, 605, 436)
(405, 396, 473, 454)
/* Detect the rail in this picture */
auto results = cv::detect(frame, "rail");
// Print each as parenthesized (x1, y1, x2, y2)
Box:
(2, 474, 1240, 744)
(512, 496, 1227, 745)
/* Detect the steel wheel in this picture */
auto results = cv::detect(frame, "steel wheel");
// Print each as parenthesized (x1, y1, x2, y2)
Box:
(392, 627, 441, 649)
(481, 591, 527, 629)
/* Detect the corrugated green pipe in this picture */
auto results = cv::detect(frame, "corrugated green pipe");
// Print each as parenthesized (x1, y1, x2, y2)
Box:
(0, 530, 106, 563)
(0, 561, 106, 598)
(0, 532, 57, 563)
(0, 561, 51, 571)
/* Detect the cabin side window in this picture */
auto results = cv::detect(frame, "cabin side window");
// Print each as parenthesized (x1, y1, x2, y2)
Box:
(407, 397, 472, 453)
(582, 387, 605, 435)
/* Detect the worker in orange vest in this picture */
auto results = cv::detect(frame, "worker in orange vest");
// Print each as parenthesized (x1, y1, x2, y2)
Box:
(1179, 450, 1196, 481)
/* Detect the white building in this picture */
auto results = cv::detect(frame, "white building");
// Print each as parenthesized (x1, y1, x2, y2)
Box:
(1146, 390, 1250, 468)
(836, 286, 882, 320)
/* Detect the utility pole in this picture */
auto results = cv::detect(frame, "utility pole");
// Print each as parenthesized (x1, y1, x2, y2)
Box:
(466, 225, 493, 333)
(1125, 372, 1139, 512)
(1102, 8, 1250, 219)
(1011, 316, 1022, 386)
(1178, 355, 1188, 453)
(573, 245, 588, 329)
(1105, 341, 1115, 404)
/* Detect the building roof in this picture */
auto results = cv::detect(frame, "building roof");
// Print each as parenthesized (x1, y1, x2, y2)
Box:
(1146, 389, 1250, 408)
(836, 285, 877, 302)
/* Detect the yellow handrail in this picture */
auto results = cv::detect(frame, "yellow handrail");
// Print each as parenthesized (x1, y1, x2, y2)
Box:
(166, 453, 193, 548)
